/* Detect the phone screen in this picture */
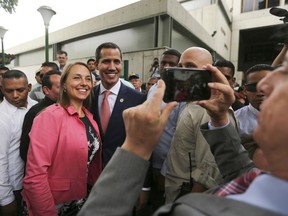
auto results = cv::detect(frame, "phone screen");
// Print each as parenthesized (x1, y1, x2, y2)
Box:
(162, 67, 211, 102)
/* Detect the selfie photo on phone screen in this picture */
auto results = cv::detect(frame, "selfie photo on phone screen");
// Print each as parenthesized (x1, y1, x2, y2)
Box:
(163, 67, 212, 103)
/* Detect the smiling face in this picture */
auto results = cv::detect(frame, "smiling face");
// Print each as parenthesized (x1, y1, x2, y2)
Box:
(1, 77, 31, 108)
(96, 48, 122, 90)
(64, 64, 92, 106)
(254, 66, 288, 179)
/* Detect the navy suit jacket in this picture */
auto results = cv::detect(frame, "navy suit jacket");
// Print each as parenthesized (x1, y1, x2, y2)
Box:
(91, 82, 146, 167)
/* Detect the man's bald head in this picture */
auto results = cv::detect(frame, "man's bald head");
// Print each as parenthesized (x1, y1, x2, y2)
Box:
(179, 47, 213, 69)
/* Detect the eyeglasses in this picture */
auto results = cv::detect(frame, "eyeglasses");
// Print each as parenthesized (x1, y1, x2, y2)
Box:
(245, 83, 258, 92)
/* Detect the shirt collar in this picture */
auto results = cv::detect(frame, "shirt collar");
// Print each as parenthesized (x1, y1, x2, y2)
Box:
(65, 104, 89, 116)
(100, 79, 121, 96)
(2, 96, 37, 111)
(229, 174, 288, 215)
(248, 103, 259, 116)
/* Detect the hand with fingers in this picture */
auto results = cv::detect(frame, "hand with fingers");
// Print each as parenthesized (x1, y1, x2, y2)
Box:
(122, 80, 177, 160)
(196, 64, 235, 127)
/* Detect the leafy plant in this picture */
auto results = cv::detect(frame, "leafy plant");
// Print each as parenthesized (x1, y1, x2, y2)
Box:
(0, 0, 18, 13)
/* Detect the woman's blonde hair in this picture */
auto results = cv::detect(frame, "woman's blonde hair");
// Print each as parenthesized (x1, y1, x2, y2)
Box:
(59, 62, 93, 109)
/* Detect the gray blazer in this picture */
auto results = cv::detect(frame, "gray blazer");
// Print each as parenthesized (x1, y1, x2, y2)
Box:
(200, 122, 255, 181)
(78, 148, 149, 216)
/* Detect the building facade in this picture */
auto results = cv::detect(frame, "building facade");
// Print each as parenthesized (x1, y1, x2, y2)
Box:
(6, 0, 288, 84)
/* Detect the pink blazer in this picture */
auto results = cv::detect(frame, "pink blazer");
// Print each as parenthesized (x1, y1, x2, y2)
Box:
(22, 104, 102, 216)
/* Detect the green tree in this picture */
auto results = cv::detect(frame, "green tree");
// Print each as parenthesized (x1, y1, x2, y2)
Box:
(0, 0, 18, 13)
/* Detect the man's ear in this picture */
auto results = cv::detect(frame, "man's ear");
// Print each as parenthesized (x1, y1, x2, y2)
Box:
(95, 62, 99, 70)
(42, 86, 49, 95)
(28, 83, 32, 92)
(243, 85, 248, 97)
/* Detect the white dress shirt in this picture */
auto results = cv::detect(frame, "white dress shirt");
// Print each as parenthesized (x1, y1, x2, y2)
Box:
(228, 174, 288, 215)
(235, 103, 259, 136)
(0, 97, 37, 205)
(98, 79, 121, 116)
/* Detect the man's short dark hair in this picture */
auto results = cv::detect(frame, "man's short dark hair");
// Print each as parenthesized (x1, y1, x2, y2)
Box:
(213, 60, 235, 76)
(95, 42, 122, 62)
(162, 49, 181, 59)
(0, 66, 9, 71)
(245, 64, 274, 82)
(42, 70, 61, 89)
(2, 70, 28, 81)
(41, 62, 59, 71)
(57, 50, 68, 56)
(87, 58, 96, 64)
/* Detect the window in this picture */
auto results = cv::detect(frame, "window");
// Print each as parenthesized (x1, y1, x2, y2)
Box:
(242, 0, 280, 13)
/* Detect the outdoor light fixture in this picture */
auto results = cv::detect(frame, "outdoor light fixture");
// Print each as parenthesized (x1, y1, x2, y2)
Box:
(270, 7, 288, 23)
(0, 26, 8, 66)
(37, 5, 56, 62)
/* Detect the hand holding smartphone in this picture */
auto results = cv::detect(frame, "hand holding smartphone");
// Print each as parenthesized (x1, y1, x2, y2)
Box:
(162, 67, 212, 103)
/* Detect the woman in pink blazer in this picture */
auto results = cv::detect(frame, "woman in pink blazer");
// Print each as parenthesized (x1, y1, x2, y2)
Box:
(22, 62, 102, 216)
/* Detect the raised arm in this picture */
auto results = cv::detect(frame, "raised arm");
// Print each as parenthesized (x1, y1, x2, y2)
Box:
(272, 43, 288, 67)
(196, 64, 235, 127)
(197, 65, 254, 181)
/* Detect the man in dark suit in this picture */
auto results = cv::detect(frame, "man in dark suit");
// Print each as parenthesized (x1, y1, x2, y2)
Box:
(91, 42, 146, 168)
(79, 65, 287, 216)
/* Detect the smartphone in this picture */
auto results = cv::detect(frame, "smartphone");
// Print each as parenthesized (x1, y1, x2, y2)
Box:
(162, 67, 211, 102)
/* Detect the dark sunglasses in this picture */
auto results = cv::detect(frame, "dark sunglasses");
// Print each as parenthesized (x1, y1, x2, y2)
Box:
(147, 83, 155, 86)
(224, 75, 232, 80)
(245, 83, 258, 92)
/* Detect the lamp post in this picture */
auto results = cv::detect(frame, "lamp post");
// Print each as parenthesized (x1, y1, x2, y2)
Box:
(37, 6, 56, 62)
(0, 26, 8, 66)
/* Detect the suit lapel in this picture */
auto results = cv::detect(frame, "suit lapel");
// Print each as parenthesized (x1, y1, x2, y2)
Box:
(110, 83, 127, 119)
(92, 85, 104, 138)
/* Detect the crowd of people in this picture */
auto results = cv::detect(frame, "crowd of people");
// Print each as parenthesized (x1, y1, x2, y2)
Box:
(0, 40, 287, 216)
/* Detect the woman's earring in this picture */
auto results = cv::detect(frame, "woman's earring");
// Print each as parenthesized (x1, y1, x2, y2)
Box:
(64, 88, 67, 92)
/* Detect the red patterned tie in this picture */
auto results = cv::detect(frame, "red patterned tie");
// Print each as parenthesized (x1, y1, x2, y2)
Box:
(211, 169, 263, 196)
(101, 90, 110, 134)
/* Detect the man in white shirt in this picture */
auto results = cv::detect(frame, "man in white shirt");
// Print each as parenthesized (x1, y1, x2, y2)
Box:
(235, 64, 274, 136)
(235, 64, 273, 170)
(0, 70, 37, 215)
